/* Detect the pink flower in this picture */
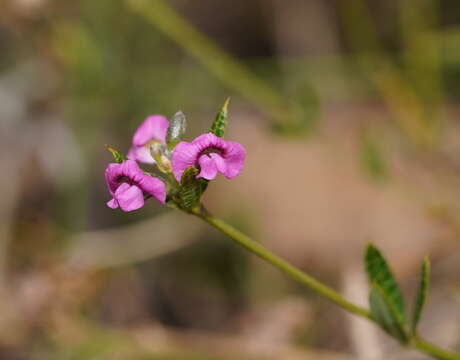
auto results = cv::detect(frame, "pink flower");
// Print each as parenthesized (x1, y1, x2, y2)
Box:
(127, 115, 169, 163)
(172, 133, 246, 181)
(105, 160, 166, 211)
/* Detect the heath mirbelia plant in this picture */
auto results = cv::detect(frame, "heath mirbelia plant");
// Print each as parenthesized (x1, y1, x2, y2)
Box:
(105, 100, 460, 360)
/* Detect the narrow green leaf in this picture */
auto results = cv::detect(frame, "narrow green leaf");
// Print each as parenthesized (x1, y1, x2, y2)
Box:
(369, 283, 409, 343)
(105, 145, 128, 163)
(365, 244, 406, 324)
(210, 98, 229, 138)
(411, 257, 430, 334)
(178, 166, 208, 210)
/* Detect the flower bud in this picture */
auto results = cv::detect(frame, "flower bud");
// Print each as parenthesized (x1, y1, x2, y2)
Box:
(150, 142, 172, 173)
(167, 111, 187, 149)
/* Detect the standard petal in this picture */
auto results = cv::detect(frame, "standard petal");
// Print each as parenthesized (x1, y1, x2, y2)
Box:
(171, 141, 200, 181)
(222, 141, 246, 178)
(197, 154, 218, 180)
(114, 183, 145, 211)
(132, 115, 169, 146)
(191, 133, 223, 151)
(138, 175, 167, 204)
(121, 159, 146, 184)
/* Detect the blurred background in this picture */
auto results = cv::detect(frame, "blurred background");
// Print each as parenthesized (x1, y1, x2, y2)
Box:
(1, 0, 460, 358)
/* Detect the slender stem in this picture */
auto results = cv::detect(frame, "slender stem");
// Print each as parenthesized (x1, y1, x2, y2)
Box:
(192, 207, 371, 319)
(192, 206, 460, 360)
(413, 338, 460, 360)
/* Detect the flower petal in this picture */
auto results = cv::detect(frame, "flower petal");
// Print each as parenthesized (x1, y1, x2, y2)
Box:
(209, 153, 227, 174)
(221, 141, 246, 178)
(107, 198, 119, 209)
(137, 175, 167, 204)
(197, 154, 218, 180)
(115, 160, 142, 184)
(105, 159, 166, 208)
(105, 160, 148, 194)
(171, 132, 246, 181)
(127, 145, 154, 164)
(191, 133, 224, 151)
(171, 141, 200, 181)
(132, 115, 169, 146)
(114, 183, 145, 211)
(105, 163, 122, 195)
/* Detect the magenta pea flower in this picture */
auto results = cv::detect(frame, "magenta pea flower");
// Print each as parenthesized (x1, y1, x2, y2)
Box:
(127, 115, 169, 163)
(105, 160, 166, 212)
(172, 133, 246, 181)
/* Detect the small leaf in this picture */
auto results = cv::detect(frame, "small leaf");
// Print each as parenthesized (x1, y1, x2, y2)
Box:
(210, 98, 229, 138)
(411, 257, 430, 334)
(369, 283, 409, 343)
(365, 244, 406, 324)
(178, 166, 208, 210)
(167, 111, 187, 149)
(105, 145, 128, 163)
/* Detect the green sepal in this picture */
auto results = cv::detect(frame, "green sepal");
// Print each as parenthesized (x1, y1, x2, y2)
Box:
(105, 145, 128, 163)
(411, 257, 430, 334)
(369, 282, 409, 343)
(365, 243, 406, 324)
(210, 98, 229, 138)
(178, 166, 208, 210)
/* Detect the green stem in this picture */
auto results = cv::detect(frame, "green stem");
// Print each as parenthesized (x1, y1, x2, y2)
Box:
(192, 207, 371, 319)
(192, 206, 460, 360)
(414, 338, 460, 360)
